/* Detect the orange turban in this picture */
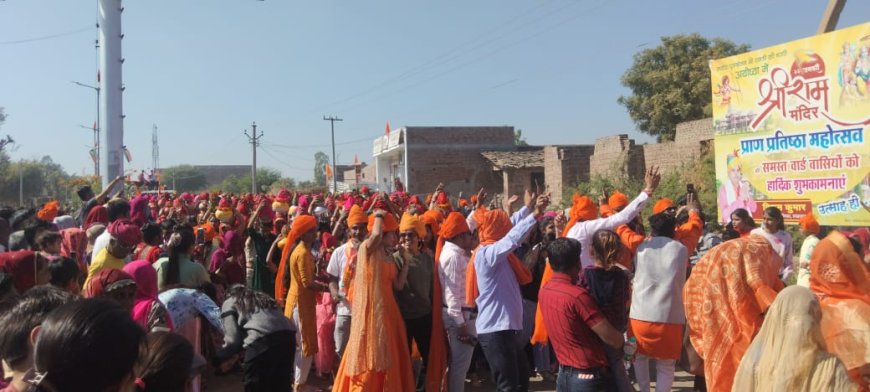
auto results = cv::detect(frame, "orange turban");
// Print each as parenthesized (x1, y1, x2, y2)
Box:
(435, 212, 470, 264)
(276, 215, 318, 301)
(37, 200, 59, 222)
(608, 191, 629, 210)
(465, 209, 531, 307)
(399, 212, 426, 239)
(367, 213, 399, 233)
(347, 204, 368, 226)
(422, 209, 443, 237)
(653, 198, 674, 215)
(478, 209, 512, 243)
(458, 199, 468, 208)
(562, 193, 596, 237)
(799, 212, 820, 235)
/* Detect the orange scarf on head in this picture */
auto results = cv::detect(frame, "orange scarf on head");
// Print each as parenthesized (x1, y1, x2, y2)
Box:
(275, 215, 317, 301)
(464, 209, 532, 307)
(809, 230, 870, 385)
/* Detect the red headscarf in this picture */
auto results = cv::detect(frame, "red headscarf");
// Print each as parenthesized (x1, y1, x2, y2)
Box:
(0, 251, 43, 293)
(85, 205, 109, 229)
(84, 268, 136, 299)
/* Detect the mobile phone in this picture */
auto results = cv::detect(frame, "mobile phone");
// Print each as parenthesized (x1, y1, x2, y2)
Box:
(686, 183, 695, 194)
(196, 228, 205, 244)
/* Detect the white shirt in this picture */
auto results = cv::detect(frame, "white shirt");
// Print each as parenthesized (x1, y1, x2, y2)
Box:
(327, 242, 353, 316)
(565, 191, 650, 268)
(439, 240, 471, 326)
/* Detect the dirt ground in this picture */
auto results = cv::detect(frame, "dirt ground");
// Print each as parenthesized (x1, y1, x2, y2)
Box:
(207, 367, 698, 391)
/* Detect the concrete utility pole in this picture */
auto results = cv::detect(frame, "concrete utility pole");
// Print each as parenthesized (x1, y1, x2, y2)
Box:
(244, 122, 263, 194)
(323, 115, 343, 193)
(817, 0, 847, 34)
(98, 0, 125, 188)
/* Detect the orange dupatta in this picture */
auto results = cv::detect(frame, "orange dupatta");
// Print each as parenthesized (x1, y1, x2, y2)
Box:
(683, 235, 784, 392)
(809, 230, 870, 388)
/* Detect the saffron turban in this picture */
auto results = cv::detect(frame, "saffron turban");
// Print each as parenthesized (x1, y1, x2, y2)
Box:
(653, 198, 674, 215)
(347, 205, 368, 227)
(37, 200, 59, 222)
(799, 212, 820, 235)
(367, 213, 399, 233)
(276, 215, 318, 301)
(399, 212, 427, 239)
(608, 191, 629, 210)
(422, 210, 443, 237)
(108, 219, 142, 247)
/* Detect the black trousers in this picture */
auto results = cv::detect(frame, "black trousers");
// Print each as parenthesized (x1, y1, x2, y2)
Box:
(478, 329, 530, 392)
(242, 330, 296, 392)
(404, 312, 433, 391)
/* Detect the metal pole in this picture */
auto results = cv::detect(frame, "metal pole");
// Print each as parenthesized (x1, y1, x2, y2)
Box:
(19, 167, 23, 207)
(251, 122, 257, 194)
(323, 116, 343, 193)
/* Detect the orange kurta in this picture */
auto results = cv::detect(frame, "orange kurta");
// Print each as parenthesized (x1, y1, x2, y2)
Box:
(284, 242, 318, 357)
(683, 235, 784, 392)
(332, 243, 415, 392)
(675, 210, 704, 256)
(809, 230, 870, 390)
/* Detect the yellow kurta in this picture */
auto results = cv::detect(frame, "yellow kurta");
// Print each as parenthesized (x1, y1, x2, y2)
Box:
(84, 248, 125, 291)
(284, 242, 318, 357)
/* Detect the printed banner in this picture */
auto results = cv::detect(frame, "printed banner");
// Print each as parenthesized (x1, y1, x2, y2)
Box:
(711, 22, 870, 226)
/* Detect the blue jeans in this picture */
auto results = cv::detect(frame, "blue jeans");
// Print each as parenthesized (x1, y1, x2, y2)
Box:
(478, 330, 529, 392)
(556, 365, 617, 392)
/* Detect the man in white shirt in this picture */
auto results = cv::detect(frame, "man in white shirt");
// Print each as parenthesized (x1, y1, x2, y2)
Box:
(437, 212, 475, 392)
(326, 205, 368, 360)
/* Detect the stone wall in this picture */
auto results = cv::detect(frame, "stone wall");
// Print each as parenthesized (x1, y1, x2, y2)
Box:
(588, 135, 645, 179)
(544, 145, 594, 205)
(405, 127, 514, 196)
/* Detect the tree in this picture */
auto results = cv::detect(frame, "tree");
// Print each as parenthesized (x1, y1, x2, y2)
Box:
(314, 151, 329, 186)
(161, 165, 207, 192)
(618, 34, 749, 141)
(514, 129, 529, 146)
(213, 168, 283, 194)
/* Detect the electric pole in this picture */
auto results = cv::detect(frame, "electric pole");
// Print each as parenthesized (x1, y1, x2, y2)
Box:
(152, 124, 159, 188)
(244, 122, 263, 194)
(323, 115, 343, 193)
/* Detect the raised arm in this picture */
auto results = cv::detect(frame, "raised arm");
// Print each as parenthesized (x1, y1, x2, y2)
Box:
(484, 192, 549, 264)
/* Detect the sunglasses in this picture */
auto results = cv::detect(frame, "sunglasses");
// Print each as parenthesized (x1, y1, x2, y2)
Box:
(400, 232, 418, 238)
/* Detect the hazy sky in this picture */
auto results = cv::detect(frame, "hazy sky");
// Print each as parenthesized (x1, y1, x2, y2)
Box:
(1, 0, 868, 180)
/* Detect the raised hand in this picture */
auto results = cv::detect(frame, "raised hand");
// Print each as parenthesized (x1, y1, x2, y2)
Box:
(643, 166, 661, 194)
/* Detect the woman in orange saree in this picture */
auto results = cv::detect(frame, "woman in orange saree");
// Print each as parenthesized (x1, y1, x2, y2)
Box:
(683, 235, 784, 392)
(332, 210, 415, 392)
(809, 230, 870, 390)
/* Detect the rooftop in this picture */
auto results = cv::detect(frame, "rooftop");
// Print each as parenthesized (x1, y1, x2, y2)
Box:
(480, 147, 544, 170)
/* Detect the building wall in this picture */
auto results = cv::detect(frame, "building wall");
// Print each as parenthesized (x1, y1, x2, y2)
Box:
(544, 145, 595, 205)
(588, 135, 645, 179)
(500, 167, 542, 201)
(405, 127, 514, 196)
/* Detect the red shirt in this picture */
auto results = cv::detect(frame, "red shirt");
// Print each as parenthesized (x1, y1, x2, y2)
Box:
(539, 272, 608, 369)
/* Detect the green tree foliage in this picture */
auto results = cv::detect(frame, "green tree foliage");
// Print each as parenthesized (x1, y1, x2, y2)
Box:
(314, 151, 329, 186)
(0, 156, 79, 207)
(161, 165, 207, 192)
(212, 168, 284, 194)
(564, 152, 718, 229)
(514, 129, 529, 146)
(618, 34, 749, 141)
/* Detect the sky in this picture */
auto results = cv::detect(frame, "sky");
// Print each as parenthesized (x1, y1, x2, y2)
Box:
(1, 0, 868, 181)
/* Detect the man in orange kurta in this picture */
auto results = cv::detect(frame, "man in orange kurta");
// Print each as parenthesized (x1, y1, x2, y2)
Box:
(280, 215, 319, 390)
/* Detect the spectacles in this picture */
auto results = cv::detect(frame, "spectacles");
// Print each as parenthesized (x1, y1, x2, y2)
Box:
(400, 232, 418, 239)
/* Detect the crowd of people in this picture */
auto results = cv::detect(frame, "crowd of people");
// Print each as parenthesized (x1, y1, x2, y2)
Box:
(0, 169, 867, 392)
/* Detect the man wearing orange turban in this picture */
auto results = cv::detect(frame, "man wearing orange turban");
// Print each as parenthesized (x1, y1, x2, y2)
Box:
(278, 214, 319, 390)
(437, 212, 477, 392)
(796, 212, 821, 288)
(652, 194, 704, 256)
(37, 200, 59, 222)
(327, 204, 368, 359)
(598, 190, 645, 270)
(467, 189, 547, 391)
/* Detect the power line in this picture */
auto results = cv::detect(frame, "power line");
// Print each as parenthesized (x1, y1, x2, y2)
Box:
(265, 134, 374, 150)
(259, 145, 312, 172)
(0, 25, 93, 45)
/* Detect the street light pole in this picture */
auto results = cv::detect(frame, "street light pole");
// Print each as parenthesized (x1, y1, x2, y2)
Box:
(323, 116, 343, 193)
(72, 81, 101, 179)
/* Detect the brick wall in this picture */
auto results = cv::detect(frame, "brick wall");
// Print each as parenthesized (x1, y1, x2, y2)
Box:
(544, 145, 594, 205)
(674, 118, 714, 145)
(405, 127, 514, 196)
(589, 135, 645, 179)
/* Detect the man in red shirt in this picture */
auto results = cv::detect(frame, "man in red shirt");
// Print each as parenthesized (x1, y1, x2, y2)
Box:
(539, 237, 624, 391)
